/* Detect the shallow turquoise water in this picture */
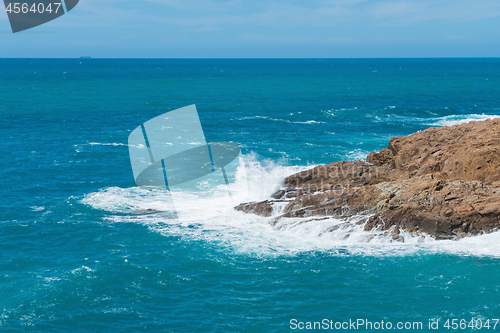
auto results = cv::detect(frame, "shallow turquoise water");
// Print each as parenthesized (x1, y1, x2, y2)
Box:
(1, 59, 500, 332)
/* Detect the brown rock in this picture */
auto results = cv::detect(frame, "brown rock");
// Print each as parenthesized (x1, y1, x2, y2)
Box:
(235, 201, 274, 217)
(235, 119, 500, 239)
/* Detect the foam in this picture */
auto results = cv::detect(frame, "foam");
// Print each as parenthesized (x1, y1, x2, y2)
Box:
(80, 154, 500, 258)
(81, 186, 175, 213)
(324, 110, 500, 128)
(232, 116, 325, 124)
(88, 142, 129, 146)
(293, 120, 326, 124)
(345, 149, 369, 161)
(428, 114, 500, 127)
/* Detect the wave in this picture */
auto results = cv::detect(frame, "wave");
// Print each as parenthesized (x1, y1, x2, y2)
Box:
(323, 108, 500, 128)
(233, 116, 325, 124)
(234, 110, 500, 131)
(88, 142, 129, 146)
(427, 114, 500, 127)
(80, 154, 500, 258)
(294, 120, 325, 124)
(345, 149, 369, 161)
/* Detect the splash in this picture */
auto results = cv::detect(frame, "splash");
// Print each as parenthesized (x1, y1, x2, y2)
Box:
(427, 114, 500, 127)
(80, 154, 500, 257)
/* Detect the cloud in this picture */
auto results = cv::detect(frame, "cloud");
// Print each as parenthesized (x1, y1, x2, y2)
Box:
(237, 33, 358, 44)
(23, 0, 500, 31)
(1, 0, 500, 57)
(370, 0, 500, 25)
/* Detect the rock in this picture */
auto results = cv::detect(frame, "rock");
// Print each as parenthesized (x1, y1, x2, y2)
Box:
(135, 209, 162, 215)
(271, 190, 286, 199)
(235, 201, 274, 217)
(235, 119, 500, 239)
(366, 118, 500, 183)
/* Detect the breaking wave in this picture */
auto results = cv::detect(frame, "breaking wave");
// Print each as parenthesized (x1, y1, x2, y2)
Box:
(427, 114, 500, 127)
(80, 154, 500, 258)
(232, 116, 325, 124)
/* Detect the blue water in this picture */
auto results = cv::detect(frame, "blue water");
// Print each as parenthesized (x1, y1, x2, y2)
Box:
(2, 58, 500, 332)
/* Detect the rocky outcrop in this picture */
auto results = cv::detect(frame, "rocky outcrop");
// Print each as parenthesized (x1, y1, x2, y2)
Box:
(235, 119, 500, 239)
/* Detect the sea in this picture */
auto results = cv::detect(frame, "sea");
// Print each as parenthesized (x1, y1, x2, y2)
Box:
(1, 58, 500, 332)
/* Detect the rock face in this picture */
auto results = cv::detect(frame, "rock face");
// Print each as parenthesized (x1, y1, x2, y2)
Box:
(235, 119, 500, 239)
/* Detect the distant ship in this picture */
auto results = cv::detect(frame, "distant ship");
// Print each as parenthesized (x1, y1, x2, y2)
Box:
(79, 56, 91, 59)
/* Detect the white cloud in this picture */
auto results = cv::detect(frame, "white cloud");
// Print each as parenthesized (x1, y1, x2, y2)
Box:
(2, 0, 500, 57)
(237, 33, 358, 44)
(37, 0, 500, 31)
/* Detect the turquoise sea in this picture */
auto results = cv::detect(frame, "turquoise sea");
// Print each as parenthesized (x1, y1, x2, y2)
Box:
(1, 58, 500, 332)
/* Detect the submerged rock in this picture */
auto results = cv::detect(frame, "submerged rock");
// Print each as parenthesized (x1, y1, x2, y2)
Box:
(235, 119, 500, 239)
(135, 209, 162, 215)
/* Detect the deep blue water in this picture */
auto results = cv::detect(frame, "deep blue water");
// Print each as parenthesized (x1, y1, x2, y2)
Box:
(1, 58, 500, 332)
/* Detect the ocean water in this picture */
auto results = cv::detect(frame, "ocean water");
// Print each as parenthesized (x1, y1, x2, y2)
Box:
(1, 58, 500, 332)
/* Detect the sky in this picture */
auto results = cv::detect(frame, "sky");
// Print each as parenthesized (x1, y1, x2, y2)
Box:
(1, 0, 500, 58)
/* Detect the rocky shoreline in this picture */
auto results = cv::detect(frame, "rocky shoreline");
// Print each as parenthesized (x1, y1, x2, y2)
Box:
(235, 119, 500, 239)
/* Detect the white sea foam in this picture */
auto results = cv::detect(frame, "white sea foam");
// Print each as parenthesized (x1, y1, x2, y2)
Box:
(324, 109, 500, 128)
(427, 114, 500, 127)
(233, 116, 325, 124)
(71, 266, 95, 274)
(81, 187, 175, 213)
(293, 120, 326, 124)
(345, 149, 369, 161)
(80, 154, 500, 258)
(88, 142, 129, 146)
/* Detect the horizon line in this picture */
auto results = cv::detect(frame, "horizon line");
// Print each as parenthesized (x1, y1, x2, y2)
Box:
(1, 56, 500, 60)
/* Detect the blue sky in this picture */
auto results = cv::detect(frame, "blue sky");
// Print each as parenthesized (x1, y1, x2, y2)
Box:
(1, 0, 500, 58)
